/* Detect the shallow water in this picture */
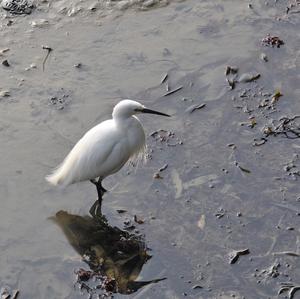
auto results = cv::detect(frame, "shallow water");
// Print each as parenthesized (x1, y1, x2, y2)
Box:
(0, 0, 299, 298)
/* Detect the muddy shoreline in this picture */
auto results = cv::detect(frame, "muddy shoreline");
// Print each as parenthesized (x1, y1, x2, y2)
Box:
(0, 0, 299, 298)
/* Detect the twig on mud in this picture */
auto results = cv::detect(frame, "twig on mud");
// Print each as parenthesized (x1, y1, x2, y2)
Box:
(163, 86, 183, 96)
(42, 45, 53, 71)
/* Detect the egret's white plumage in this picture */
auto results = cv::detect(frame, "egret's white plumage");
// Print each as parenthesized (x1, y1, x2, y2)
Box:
(46, 100, 169, 189)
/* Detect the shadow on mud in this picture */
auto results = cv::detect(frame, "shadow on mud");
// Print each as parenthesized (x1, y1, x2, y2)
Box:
(51, 201, 165, 297)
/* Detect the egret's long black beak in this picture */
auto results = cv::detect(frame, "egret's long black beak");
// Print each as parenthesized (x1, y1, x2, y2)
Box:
(141, 108, 170, 117)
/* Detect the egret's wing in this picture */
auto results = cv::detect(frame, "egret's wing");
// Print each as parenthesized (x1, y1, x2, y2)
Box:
(47, 120, 120, 185)
(69, 120, 123, 183)
(96, 138, 132, 178)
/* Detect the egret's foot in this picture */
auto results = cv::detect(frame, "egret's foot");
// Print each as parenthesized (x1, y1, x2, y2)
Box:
(89, 200, 102, 218)
(89, 200, 108, 224)
(90, 179, 106, 218)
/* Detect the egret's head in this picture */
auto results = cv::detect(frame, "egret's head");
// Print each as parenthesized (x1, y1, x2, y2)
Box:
(112, 99, 170, 119)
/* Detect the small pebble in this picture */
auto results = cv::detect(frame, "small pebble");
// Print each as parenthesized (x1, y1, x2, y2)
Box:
(286, 227, 294, 231)
(0, 48, 10, 55)
(260, 53, 268, 62)
(238, 73, 260, 83)
(153, 172, 163, 179)
(30, 19, 49, 28)
(0, 90, 10, 97)
(192, 285, 203, 289)
(2, 59, 10, 67)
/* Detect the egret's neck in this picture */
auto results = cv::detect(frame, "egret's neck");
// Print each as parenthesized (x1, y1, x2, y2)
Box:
(113, 114, 140, 127)
(112, 107, 134, 120)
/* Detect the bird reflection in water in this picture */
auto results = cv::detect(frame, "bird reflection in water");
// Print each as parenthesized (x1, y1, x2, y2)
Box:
(51, 202, 165, 297)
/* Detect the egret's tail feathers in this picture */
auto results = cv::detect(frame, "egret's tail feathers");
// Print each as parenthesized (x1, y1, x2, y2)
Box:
(45, 172, 62, 186)
(46, 164, 71, 187)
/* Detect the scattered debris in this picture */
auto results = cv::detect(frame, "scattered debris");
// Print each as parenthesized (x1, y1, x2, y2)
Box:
(158, 164, 168, 172)
(239, 89, 248, 98)
(215, 208, 225, 219)
(228, 248, 250, 264)
(225, 66, 238, 89)
(75, 268, 94, 282)
(253, 138, 267, 146)
(249, 118, 257, 128)
(0, 90, 10, 98)
(151, 129, 173, 141)
(197, 215, 206, 230)
(262, 34, 284, 48)
(165, 82, 170, 91)
(2, 60, 10, 67)
(160, 73, 168, 84)
(1, 0, 34, 14)
(0, 287, 19, 299)
(0, 48, 10, 55)
(134, 215, 144, 224)
(258, 261, 280, 279)
(163, 85, 183, 97)
(75, 267, 117, 296)
(30, 19, 49, 28)
(11, 290, 19, 299)
(225, 65, 238, 75)
(260, 53, 268, 62)
(258, 98, 269, 108)
(42, 45, 52, 71)
(278, 283, 300, 299)
(227, 143, 237, 149)
(153, 172, 163, 179)
(240, 118, 257, 129)
(238, 73, 260, 83)
(226, 77, 236, 89)
(185, 103, 206, 113)
(1, 287, 10, 299)
(286, 0, 300, 15)
(192, 285, 203, 290)
(49, 95, 69, 110)
(238, 165, 251, 174)
(150, 129, 183, 146)
(48, 89, 71, 110)
(265, 116, 300, 139)
(282, 154, 300, 179)
(234, 161, 251, 173)
(88, 2, 98, 11)
(25, 63, 37, 71)
(270, 90, 283, 105)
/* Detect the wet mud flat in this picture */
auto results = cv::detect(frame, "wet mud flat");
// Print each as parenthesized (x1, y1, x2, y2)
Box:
(0, 0, 300, 298)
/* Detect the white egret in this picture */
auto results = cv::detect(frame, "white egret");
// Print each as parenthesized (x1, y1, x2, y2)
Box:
(46, 99, 170, 209)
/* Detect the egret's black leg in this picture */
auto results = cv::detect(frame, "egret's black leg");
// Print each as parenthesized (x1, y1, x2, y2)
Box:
(90, 178, 107, 209)
(90, 178, 97, 185)
(97, 178, 107, 193)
